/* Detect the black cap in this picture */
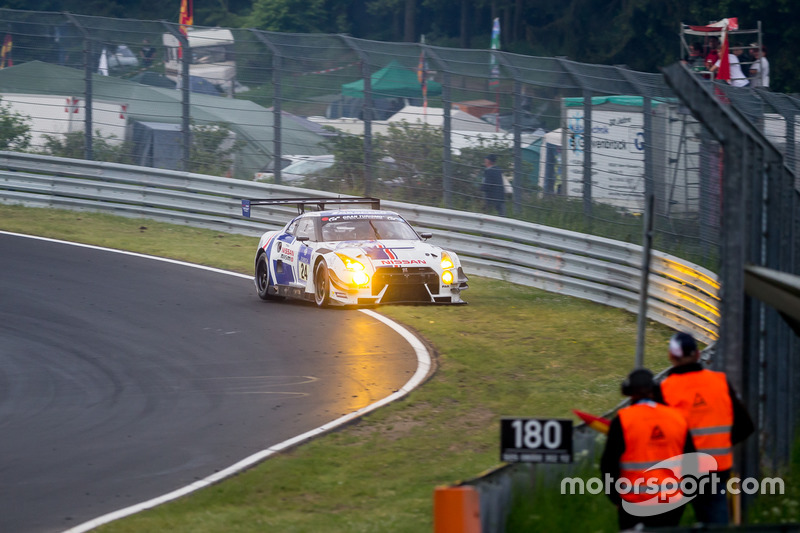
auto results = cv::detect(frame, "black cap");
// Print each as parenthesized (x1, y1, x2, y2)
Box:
(485, 153, 497, 163)
(621, 368, 655, 396)
(669, 332, 697, 359)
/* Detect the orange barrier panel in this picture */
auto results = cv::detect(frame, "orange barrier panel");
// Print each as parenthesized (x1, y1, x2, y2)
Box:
(433, 485, 481, 533)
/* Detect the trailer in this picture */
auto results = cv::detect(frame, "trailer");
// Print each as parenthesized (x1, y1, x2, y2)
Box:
(163, 27, 244, 95)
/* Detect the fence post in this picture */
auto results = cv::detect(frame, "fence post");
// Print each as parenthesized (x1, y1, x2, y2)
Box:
(339, 36, 373, 196)
(162, 21, 191, 172)
(422, 45, 452, 208)
(497, 54, 523, 216)
(643, 97, 654, 210)
(64, 13, 93, 161)
(251, 31, 283, 184)
(635, 193, 655, 369)
(583, 89, 593, 219)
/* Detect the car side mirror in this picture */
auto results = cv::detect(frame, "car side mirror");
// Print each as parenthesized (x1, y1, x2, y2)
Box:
(419, 232, 433, 240)
(296, 236, 310, 243)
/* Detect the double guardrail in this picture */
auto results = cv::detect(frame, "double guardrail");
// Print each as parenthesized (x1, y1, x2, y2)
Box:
(0, 152, 719, 345)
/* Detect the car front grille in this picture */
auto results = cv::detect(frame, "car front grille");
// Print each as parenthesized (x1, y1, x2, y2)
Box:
(372, 266, 439, 302)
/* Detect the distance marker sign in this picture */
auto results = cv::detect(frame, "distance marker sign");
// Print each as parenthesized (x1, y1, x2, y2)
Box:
(500, 418, 573, 463)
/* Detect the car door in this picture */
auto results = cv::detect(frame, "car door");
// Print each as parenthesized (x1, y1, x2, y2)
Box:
(271, 219, 299, 286)
(292, 217, 316, 288)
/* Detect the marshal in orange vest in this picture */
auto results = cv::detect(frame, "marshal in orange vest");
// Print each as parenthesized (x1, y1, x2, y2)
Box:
(660, 369, 733, 471)
(617, 401, 689, 505)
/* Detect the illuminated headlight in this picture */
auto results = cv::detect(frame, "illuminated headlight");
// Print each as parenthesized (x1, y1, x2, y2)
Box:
(352, 271, 370, 286)
(441, 252, 455, 285)
(440, 252, 455, 270)
(441, 270, 454, 285)
(336, 252, 365, 271)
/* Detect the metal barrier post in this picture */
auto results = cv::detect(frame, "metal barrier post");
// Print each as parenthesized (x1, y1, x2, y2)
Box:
(65, 13, 93, 161)
(251, 31, 283, 184)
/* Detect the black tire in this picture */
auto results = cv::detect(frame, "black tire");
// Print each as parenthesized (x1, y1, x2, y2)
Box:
(256, 254, 283, 301)
(314, 261, 330, 307)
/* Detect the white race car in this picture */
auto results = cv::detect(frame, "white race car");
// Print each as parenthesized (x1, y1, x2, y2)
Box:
(244, 197, 468, 306)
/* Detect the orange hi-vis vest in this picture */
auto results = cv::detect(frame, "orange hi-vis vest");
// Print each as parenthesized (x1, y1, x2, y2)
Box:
(660, 369, 733, 471)
(618, 401, 688, 505)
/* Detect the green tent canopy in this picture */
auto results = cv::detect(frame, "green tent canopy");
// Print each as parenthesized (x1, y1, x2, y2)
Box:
(341, 60, 442, 99)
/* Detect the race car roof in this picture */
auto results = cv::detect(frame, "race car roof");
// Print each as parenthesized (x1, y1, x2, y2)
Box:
(310, 209, 401, 219)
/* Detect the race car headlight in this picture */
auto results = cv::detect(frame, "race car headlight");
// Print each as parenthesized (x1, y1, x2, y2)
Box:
(335, 252, 365, 271)
(441, 270, 454, 285)
(440, 252, 455, 270)
(352, 271, 370, 286)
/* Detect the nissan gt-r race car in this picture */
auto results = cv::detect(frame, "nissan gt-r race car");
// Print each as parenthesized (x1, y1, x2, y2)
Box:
(243, 197, 468, 307)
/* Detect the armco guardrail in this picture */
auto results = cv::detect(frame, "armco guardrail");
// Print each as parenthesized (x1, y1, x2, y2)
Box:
(0, 152, 719, 344)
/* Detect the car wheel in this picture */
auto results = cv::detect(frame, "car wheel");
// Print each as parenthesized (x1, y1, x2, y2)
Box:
(256, 254, 283, 301)
(314, 261, 330, 307)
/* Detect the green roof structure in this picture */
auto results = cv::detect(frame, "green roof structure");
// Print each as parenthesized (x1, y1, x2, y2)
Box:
(0, 61, 329, 178)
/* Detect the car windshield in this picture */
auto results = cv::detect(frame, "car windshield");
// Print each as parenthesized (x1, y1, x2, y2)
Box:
(117, 45, 135, 58)
(283, 160, 333, 175)
(320, 215, 419, 242)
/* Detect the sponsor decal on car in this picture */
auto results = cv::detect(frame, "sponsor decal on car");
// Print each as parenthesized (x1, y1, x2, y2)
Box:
(323, 214, 398, 223)
(363, 243, 398, 260)
(378, 259, 427, 266)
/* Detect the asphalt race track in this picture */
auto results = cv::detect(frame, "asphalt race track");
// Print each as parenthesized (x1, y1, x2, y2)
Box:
(0, 233, 421, 533)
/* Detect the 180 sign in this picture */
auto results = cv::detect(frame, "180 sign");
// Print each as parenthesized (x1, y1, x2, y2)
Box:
(500, 418, 572, 464)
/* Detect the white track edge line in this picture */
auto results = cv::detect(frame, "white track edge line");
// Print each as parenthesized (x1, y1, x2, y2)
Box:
(0, 232, 432, 532)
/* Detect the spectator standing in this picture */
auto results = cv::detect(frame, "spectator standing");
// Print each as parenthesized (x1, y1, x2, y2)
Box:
(601, 369, 694, 531)
(705, 36, 720, 71)
(749, 43, 770, 89)
(655, 332, 755, 525)
(684, 42, 706, 72)
(481, 154, 505, 216)
(710, 44, 750, 87)
(140, 39, 155, 68)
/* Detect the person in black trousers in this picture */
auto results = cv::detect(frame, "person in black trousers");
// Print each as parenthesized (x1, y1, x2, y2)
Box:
(481, 153, 505, 216)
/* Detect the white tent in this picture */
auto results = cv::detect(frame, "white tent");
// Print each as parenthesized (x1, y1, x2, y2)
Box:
(386, 105, 500, 132)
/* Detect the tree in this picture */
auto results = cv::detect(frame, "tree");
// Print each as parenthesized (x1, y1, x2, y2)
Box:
(0, 97, 32, 152)
(38, 131, 132, 163)
(321, 128, 368, 193)
(188, 122, 246, 177)
(373, 122, 444, 203)
(247, 0, 351, 33)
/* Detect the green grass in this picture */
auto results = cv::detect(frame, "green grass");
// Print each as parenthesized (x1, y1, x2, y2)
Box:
(0, 204, 679, 532)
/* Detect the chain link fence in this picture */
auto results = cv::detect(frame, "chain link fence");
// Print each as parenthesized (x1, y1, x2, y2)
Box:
(0, 8, 797, 271)
(1, 7, 799, 527)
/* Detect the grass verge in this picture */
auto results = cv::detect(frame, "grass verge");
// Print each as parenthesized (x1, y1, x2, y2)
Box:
(0, 205, 678, 532)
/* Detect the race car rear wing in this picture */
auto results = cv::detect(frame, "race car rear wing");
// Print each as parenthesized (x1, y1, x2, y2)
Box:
(242, 197, 381, 217)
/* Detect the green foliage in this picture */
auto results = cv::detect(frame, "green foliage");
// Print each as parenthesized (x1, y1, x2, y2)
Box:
(36, 122, 244, 177)
(0, 97, 32, 152)
(247, 0, 350, 33)
(506, 463, 618, 532)
(188, 122, 246, 177)
(320, 127, 367, 192)
(2, 2, 798, 90)
(38, 130, 133, 164)
(373, 122, 445, 204)
(748, 435, 800, 524)
(319, 125, 517, 208)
